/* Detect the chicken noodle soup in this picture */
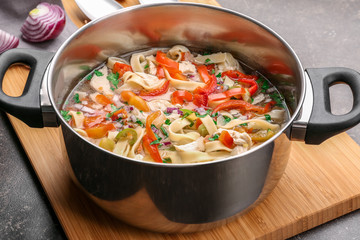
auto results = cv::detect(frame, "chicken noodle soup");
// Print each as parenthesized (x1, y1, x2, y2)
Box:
(61, 46, 288, 164)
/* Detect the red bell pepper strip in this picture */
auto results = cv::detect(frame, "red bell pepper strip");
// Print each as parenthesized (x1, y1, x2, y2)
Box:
(222, 70, 258, 95)
(193, 93, 208, 107)
(211, 100, 269, 115)
(139, 80, 170, 96)
(146, 110, 162, 141)
(156, 65, 165, 79)
(143, 110, 163, 163)
(193, 74, 217, 95)
(208, 88, 247, 102)
(165, 67, 187, 81)
(156, 51, 179, 69)
(219, 130, 235, 149)
(196, 65, 212, 84)
(264, 100, 277, 113)
(142, 134, 162, 163)
(171, 90, 193, 105)
(113, 62, 133, 77)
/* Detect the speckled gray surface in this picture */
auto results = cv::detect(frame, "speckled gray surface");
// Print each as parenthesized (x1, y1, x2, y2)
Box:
(1, 0, 360, 239)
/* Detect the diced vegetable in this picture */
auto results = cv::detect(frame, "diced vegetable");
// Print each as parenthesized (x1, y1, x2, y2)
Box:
(198, 124, 208, 137)
(121, 90, 150, 112)
(21, 2, 66, 42)
(112, 62, 133, 77)
(171, 90, 193, 105)
(95, 94, 113, 105)
(219, 130, 235, 149)
(85, 123, 115, 139)
(99, 138, 115, 151)
(115, 128, 138, 146)
(156, 51, 179, 69)
(140, 80, 170, 96)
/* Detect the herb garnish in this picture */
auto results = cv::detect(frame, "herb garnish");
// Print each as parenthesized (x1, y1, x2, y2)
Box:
(162, 157, 172, 163)
(223, 115, 232, 123)
(239, 123, 248, 126)
(216, 72, 222, 78)
(265, 114, 271, 121)
(205, 58, 211, 64)
(94, 70, 103, 76)
(209, 134, 219, 141)
(73, 93, 81, 103)
(60, 110, 72, 121)
(160, 125, 168, 138)
(107, 72, 120, 89)
(195, 109, 211, 118)
(165, 119, 171, 125)
(144, 63, 149, 69)
(269, 92, 284, 108)
(136, 119, 144, 127)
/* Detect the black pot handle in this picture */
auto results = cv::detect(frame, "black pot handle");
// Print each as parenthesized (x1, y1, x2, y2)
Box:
(305, 67, 360, 144)
(0, 48, 54, 128)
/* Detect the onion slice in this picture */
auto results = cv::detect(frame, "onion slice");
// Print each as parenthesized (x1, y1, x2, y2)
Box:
(21, 2, 66, 42)
(0, 30, 19, 54)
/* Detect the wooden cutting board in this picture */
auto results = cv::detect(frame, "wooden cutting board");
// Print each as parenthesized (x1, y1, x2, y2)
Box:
(3, 0, 360, 239)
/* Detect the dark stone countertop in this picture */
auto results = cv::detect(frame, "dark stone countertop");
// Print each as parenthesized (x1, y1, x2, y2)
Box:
(1, 0, 360, 239)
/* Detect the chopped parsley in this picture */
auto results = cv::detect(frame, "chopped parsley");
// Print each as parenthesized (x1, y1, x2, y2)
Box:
(216, 72, 222, 78)
(265, 114, 271, 121)
(144, 63, 149, 69)
(76, 111, 81, 115)
(160, 125, 168, 138)
(256, 77, 270, 93)
(180, 109, 193, 119)
(94, 70, 103, 76)
(210, 112, 219, 118)
(136, 119, 144, 127)
(73, 93, 81, 103)
(165, 119, 171, 125)
(209, 134, 219, 141)
(211, 69, 215, 75)
(205, 58, 211, 64)
(269, 92, 285, 108)
(86, 74, 93, 81)
(107, 72, 120, 89)
(239, 123, 248, 126)
(195, 109, 211, 118)
(223, 115, 232, 123)
(162, 157, 172, 163)
(60, 110, 72, 121)
(150, 139, 161, 145)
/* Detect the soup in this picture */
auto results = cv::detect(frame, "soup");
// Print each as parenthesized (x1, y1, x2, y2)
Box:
(61, 45, 288, 164)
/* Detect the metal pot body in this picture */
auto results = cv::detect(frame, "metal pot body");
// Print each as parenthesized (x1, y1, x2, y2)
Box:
(49, 3, 299, 232)
(5, 3, 360, 233)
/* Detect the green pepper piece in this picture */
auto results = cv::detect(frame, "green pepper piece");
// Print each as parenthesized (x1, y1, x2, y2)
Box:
(115, 128, 138, 146)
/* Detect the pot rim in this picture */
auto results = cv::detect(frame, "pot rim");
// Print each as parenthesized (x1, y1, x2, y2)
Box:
(48, 2, 305, 167)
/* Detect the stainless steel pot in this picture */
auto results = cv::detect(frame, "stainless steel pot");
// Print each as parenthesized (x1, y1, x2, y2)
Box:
(1, 3, 360, 233)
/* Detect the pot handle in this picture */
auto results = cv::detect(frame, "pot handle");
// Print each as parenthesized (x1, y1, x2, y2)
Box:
(304, 67, 360, 144)
(0, 48, 55, 128)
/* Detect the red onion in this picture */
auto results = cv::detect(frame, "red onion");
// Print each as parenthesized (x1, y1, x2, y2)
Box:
(0, 30, 19, 54)
(166, 107, 182, 115)
(21, 2, 66, 42)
